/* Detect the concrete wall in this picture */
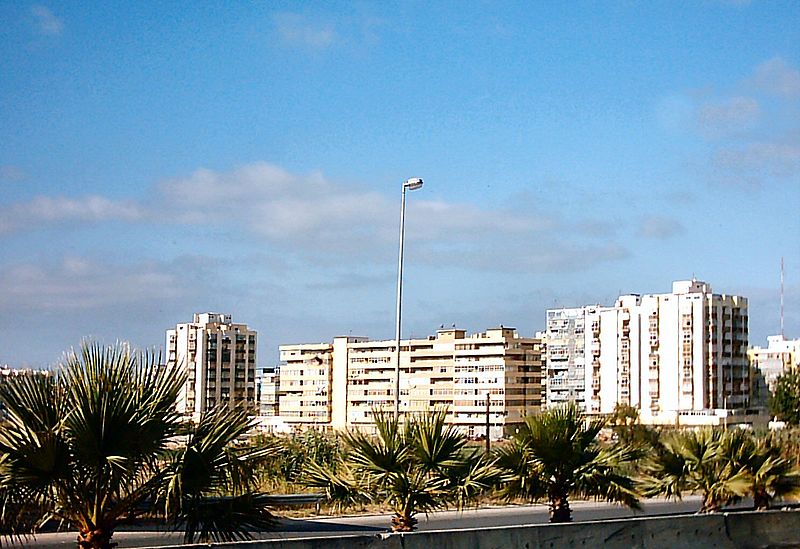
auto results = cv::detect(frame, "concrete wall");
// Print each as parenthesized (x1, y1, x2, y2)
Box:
(154, 509, 800, 549)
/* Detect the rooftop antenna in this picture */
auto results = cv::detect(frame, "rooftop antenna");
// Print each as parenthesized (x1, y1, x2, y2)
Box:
(781, 257, 785, 338)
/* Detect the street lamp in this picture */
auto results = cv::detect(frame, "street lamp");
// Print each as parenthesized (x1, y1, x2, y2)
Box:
(394, 177, 424, 420)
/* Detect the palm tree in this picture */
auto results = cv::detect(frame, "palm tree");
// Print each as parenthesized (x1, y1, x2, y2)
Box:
(496, 403, 641, 523)
(0, 342, 272, 548)
(640, 428, 750, 513)
(303, 408, 498, 531)
(724, 431, 800, 510)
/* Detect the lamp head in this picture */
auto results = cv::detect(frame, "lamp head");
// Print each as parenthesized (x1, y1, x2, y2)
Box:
(403, 177, 424, 191)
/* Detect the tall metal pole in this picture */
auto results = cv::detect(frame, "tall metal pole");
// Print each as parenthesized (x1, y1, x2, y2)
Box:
(485, 392, 491, 454)
(781, 257, 785, 338)
(394, 187, 408, 421)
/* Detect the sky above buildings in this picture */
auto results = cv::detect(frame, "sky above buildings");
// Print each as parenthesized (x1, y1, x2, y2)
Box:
(1, 1, 799, 368)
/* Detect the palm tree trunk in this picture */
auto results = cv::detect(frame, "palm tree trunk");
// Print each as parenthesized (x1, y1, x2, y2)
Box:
(753, 489, 771, 510)
(77, 527, 117, 549)
(700, 494, 720, 513)
(549, 491, 572, 523)
(391, 513, 418, 532)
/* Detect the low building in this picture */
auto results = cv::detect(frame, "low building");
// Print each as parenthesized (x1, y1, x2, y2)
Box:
(749, 335, 800, 407)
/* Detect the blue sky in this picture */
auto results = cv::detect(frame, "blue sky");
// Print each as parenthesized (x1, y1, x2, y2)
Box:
(1, 1, 798, 368)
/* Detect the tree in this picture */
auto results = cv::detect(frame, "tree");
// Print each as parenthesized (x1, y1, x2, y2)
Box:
(769, 371, 800, 426)
(0, 342, 272, 549)
(255, 430, 343, 492)
(723, 430, 800, 510)
(640, 428, 750, 513)
(303, 408, 498, 531)
(496, 403, 641, 523)
(608, 403, 662, 450)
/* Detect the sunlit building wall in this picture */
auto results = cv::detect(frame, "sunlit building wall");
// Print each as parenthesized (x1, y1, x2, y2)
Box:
(547, 280, 749, 425)
(278, 327, 544, 437)
(749, 335, 800, 407)
(166, 313, 258, 417)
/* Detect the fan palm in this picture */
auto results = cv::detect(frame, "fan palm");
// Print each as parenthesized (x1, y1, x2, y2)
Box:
(640, 428, 751, 513)
(0, 342, 272, 548)
(303, 408, 498, 531)
(496, 403, 641, 523)
(724, 431, 800, 510)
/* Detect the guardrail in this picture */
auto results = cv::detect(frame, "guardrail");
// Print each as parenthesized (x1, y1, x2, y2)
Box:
(262, 493, 325, 514)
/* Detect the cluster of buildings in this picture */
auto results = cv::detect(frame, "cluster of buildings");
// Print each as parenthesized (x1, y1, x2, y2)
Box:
(163, 279, 799, 435)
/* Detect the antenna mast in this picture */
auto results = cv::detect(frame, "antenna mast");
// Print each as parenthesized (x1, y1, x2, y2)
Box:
(781, 257, 785, 337)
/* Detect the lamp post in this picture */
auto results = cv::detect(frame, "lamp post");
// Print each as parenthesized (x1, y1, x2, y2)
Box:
(394, 177, 424, 421)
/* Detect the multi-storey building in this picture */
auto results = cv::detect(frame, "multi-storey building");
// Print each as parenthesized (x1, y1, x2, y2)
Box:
(749, 335, 800, 407)
(279, 342, 339, 425)
(166, 313, 258, 416)
(255, 365, 280, 417)
(278, 327, 544, 437)
(546, 280, 750, 425)
(545, 308, 587, 409)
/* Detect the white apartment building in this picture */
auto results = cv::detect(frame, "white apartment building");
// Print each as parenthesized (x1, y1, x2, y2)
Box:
(279, 342, 338, 426)
(279, 327, 544, 438)
(547, 280, 750, 425)
(749, 335, 800, 406)
(545, 308, 587, 409)
(166, 313, 258, 416)
(256, 366, 280, 417)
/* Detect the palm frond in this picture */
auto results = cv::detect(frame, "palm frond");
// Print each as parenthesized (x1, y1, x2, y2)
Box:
(300, 460, 371, 512)
(174, 493, 275, 543)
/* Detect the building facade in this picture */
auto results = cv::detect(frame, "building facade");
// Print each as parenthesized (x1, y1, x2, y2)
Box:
(749, 335, 800, 407)
(546, 280, 750, 425)
(279, 327, 544, 437)
(545, 308, 587, 409)
(166, 313, 258, 416)
(256, 365, 280, 417)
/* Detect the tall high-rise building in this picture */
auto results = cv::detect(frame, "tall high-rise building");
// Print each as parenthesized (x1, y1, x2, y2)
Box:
(545, 308, 588, 409)
(279, 326, 544, 437)
(749, 335, 800, 406)
(546, 280, 749, 424)
(166, 313, 258, 416)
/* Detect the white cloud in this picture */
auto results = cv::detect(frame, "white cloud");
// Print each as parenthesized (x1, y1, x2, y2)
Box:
(0, 162, 627, 275)
(751, 57, 800, 99)
(713, 142, 800, 185)
(273, 13, 336, 49)
(638, 216, 685, 240)
(696, 96, 760, 137)
(31, 5, 63, 36)
(0, 195, 143, 235)
(0, 257, 184, 310)
(415, 241, 629, 274)
(155, 162, 622, 273)
(0, 165, 25, 181)
(157, 163, 388, 253)
(665, 57, 800, 187)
